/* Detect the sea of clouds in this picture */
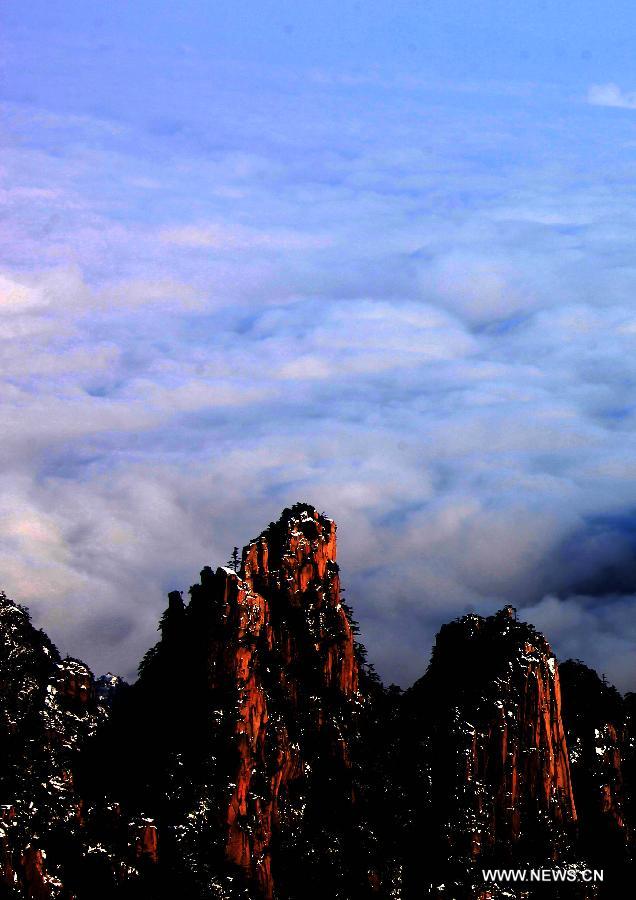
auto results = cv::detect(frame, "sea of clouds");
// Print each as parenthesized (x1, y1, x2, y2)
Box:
(2, 29, 636, 689)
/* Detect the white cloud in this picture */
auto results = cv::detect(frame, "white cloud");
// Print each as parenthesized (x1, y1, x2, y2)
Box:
(0, 268, 87, 315)
(423, 253, 529, 325)
(587, 83, 636, 110)
(274, 301, 476, 378)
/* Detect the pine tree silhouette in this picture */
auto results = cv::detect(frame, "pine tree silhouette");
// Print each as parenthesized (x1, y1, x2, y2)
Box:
(226, 546, 240, 573)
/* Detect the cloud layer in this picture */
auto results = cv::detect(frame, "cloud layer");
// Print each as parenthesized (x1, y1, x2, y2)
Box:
(2, 20, 636, 689)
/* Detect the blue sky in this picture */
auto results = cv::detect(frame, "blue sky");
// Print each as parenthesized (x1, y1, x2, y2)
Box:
(3, 2, 636, 688)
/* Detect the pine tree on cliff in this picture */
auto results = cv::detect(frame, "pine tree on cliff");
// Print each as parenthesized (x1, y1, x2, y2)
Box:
(226, 547, 240, 573)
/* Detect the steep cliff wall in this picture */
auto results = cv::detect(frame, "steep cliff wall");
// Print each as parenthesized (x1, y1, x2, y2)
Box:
(402, 606, 579, 897)
(0, 592, 111, 899)
(97, 503, 372, 900)
(197, 504, 362, 896)
(559, 659, 634, 886)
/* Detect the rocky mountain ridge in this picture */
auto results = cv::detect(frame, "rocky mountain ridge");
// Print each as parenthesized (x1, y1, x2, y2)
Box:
(1, 503, 634, 898)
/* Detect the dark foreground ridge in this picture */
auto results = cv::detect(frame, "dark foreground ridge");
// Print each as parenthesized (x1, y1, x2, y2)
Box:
(1, 503, 635, 899)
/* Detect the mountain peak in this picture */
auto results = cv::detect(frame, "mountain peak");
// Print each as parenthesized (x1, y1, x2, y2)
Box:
(403, 604, 578, 891)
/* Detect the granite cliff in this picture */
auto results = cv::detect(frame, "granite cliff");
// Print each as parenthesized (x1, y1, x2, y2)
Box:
(401, 606, 581, 897)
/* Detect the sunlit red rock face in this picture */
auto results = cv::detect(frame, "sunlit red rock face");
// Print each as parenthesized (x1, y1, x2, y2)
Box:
(403, 606, 579, 896)
(186, 504, 362, 898)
